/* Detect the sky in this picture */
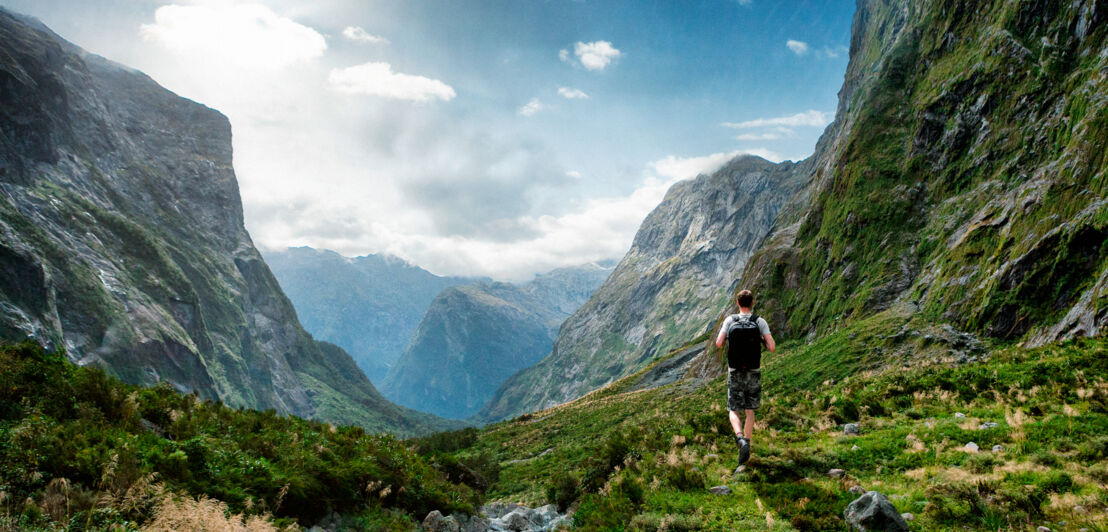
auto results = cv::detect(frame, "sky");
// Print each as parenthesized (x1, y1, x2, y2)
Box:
(4, 0, 855, 281)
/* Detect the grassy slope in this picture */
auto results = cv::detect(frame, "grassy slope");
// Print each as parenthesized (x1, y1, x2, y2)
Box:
(0, 341, 475, 531)
(443, 317, 1108, 531)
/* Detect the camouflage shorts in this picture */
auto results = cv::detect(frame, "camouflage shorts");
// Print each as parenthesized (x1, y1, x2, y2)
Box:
(727, 369, 761, 411)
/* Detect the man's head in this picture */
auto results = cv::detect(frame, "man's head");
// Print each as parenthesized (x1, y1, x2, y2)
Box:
(737, 290, 754, 309)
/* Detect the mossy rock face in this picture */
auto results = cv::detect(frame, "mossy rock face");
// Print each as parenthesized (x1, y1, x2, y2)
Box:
(740, 0, 1108, 344)
(0, 9, 459, 436)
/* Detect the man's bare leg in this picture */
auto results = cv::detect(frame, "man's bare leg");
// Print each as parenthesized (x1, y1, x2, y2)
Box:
(729, 410, 743, 438)
(744, 410, 755, 442)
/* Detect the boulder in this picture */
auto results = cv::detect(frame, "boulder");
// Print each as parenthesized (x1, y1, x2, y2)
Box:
(423, 510, 460, 532)
(992, 444, 1004, 452)
(964, 442, 979, 453)
(844, 423, 860, 435)
(901, 513, 914, 522)
(978, 422, 999, 430)
(850, 485, 866, 495)
(954, 412, 967, 419)
(709, 485, 732, 495)
(843, 491, 910, 532)
(829, 468, 846, 478)
(502, 510, 531, 531)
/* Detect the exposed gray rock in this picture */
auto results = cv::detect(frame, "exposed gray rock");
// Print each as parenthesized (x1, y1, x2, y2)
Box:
(0, 7, 453, 434)
(844, 423, 860, 435)
(476, 155, 808, 422)
(850, 485, 867, 495)
(478, 503, 571, 532)
(954, 412, 967, 419)
(501, 510, 531, 531)
(964, 442, 980, 453)
(901, 513, 914, 522)
(709, 485, 732, 495)
(978, 422, 999, 430)
(423, 511, 460, 532)
(829, 468, 846, 478)
(844, 491, 910, 532)
(992, 444, 1004, 452)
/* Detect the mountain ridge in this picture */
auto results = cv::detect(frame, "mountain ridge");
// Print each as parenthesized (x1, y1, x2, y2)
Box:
(0, 8, 459, 435)
(382, 263, 612, 419)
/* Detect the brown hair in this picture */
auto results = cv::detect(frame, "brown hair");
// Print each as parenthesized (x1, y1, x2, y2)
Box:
(736, 290, 754, 308)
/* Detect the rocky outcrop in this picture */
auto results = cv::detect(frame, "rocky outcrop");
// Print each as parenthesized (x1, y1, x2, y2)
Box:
(0, 9, 459, 435)
(476, 156, 807, 422)
(264, 247, 475, 383)
(424, 503, 571, 532)
(383, 264, 611, 419)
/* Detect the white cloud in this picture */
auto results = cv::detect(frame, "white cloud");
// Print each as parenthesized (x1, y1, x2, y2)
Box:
(722, 110, 830, 129)
(141, 4, 326, 70)
(566, 170, 582, 179)
(649, 148, 785, 181)
(341, 26, 389, 45)
(735, 132, 780, 141)
(574, 41, 621, 71)
(557, 87, 589, 99)
(786, 39, 809, 55)
(817, 45, 849, 59)
(517, 97, 545, 116)
(558, 49, 570, 62)
(328, 62, 456, 101)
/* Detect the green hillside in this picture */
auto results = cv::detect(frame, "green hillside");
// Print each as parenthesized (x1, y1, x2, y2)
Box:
(438, 317, 1108, 531)
(0, 341, 480, 530)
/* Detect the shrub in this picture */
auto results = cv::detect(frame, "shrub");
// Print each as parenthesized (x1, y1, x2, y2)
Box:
(545, 472, 579, 512)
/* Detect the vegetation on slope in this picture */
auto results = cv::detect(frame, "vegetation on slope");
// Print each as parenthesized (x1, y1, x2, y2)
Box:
(0, 341, 488, 530)
(436, 318, 1108, 531)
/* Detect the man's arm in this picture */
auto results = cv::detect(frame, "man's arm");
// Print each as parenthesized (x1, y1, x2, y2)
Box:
(763, 334, 776, 353)
(715, 317, 730, 348)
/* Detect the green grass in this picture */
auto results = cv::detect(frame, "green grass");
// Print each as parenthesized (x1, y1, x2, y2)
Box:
(434, 324, 1108, 531)
(0, 341, 479, 530)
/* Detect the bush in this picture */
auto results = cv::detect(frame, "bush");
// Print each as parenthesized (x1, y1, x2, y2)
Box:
(545, 472, 579, 512)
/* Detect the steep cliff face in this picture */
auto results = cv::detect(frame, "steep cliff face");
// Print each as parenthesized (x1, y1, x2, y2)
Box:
(736, 0, 1108, 349)
(476, 156, 807, 422)
(265, 247, 475, 384)
(0, 10, 458, 435)
(382, 264, 611, 419)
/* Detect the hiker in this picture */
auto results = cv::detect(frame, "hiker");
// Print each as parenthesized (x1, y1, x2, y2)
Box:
(715, 289, 775, 468)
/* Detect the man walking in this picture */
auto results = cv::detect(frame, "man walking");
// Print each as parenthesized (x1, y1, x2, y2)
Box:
(715, 289, 775, 469)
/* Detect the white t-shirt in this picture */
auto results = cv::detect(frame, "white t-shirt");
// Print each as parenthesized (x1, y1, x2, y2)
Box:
(718, 312, 771, 338)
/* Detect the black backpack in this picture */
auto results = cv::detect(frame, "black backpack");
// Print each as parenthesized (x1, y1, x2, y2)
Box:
(726, 314, 763, 370)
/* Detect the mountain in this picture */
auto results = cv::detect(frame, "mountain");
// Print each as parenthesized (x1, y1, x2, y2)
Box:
(475, 156, 807, 422)
(735, 0, 1108, 350)
(0, 9, 459, 435)
(264, 247, 474, 383)
(381, 263, 613, 419)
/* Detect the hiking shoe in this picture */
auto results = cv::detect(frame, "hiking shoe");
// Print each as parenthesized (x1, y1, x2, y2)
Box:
(738, 437, 751, 465)
(733, 464, 747, 476)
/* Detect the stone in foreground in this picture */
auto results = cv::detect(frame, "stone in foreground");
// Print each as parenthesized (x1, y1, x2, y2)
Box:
(844, 491, 910, 532)
(709, 485, 732, 495)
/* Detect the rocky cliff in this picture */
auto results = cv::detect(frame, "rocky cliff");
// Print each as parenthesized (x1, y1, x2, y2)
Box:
(264, 247, 474, 384)
(0, 9, 459, 435)
(733, 0, 1108, 351)
(382, 263, 612, 419)
(476, 156, 807, 422)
